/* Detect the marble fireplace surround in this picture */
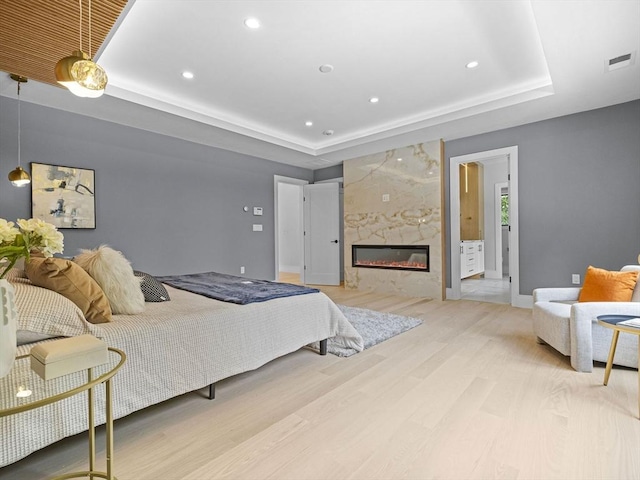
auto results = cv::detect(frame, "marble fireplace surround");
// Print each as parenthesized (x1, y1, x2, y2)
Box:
(343, 140, 444, 299)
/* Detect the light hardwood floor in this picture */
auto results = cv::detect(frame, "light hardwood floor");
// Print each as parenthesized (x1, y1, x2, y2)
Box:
(1, 287, 639, 480)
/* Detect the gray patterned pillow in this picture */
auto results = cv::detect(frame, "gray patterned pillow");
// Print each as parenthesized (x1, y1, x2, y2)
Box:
(133, 271, 171, 302)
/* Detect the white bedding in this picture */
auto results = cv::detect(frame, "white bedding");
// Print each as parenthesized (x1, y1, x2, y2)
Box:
(0, 285, 363, 467)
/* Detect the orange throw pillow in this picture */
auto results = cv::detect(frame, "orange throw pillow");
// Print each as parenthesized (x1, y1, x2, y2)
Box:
(578, 265, 639, 302)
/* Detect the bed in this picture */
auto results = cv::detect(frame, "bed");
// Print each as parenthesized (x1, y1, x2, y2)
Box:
(0, 272, 363, 467)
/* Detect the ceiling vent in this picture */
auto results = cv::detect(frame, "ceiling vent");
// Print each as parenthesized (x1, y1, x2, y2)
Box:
(605, 51, 636, 72)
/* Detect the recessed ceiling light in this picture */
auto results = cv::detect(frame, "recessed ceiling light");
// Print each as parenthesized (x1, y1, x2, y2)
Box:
(244, 18, 260, 29)
(322, 129, 334, 136)
(369, 97, 379, 103)
(319, 64, 334, 73)
(182, 71, 194, 79)
(466, 61, 479, 69)
(397, 158, 403, 162)
(305, 121, 313, 127)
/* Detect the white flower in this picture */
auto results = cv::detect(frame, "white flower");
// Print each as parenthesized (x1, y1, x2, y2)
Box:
(0, 218, 64, 278)
(17, 218, 64, 258)
(0, 219, 19, 246)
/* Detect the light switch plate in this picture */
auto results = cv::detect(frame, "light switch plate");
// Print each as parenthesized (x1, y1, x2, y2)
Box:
(253, 207, 263, 216)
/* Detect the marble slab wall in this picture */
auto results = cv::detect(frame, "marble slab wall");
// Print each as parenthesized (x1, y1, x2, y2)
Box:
(343, 141, 443, 299)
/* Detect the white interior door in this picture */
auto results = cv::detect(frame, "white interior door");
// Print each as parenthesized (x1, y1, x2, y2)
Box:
(303, 183, 340, 285)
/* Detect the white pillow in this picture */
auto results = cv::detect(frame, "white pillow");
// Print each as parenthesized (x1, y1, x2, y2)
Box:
(74, 245, 145, 314)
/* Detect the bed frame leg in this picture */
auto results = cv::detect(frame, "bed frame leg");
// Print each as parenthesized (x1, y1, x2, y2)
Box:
(319, 339, 327, 356)
(208, 383, 215, 400)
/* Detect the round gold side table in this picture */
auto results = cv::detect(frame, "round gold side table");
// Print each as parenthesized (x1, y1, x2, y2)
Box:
(0, 347, 126, 479)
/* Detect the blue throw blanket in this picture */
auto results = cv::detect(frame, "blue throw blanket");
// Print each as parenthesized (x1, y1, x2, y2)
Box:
(156, 271, 319, 305)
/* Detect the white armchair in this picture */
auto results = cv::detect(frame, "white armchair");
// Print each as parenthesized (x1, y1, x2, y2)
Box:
(532, 265, 640, 372)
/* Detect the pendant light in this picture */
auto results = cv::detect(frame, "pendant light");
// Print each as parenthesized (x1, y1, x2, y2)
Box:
(7, 74, 31, 188)
(54, 0, 107, 98)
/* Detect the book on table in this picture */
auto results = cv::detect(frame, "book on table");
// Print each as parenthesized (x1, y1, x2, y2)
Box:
(618, 317, 640, 328)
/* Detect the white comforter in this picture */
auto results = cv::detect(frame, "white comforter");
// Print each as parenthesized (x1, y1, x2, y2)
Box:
(1, 286, 363, 467)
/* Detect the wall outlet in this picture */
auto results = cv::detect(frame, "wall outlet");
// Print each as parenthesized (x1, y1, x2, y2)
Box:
(252, 224, 263, 232)
(572, 274, 580, 284)
(240, 266, 245, 274)
(382, 194, 390, 202)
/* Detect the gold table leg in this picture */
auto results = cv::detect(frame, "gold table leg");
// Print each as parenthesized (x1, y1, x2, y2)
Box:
(51, 370, 118, 480)
(106, 378, 114, 479)
(603, 330, 619, 386)
(88, 370, 95, 479)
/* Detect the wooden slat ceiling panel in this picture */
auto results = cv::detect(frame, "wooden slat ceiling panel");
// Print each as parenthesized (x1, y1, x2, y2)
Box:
(0, 0, 128, 86)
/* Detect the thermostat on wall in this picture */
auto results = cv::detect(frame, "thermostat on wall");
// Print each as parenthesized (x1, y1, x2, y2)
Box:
(253, 207, 263, 216)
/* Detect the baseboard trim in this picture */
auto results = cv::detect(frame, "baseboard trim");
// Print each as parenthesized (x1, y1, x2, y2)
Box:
(514, 294, 533, 309)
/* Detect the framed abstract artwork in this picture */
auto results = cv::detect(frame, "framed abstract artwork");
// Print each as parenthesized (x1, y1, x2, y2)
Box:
(30, 163, 96, 229)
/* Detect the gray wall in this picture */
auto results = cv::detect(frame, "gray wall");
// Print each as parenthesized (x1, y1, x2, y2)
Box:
(445, 100, 640, 294)
(0, 99, 313, 279)
(3, 99, 638, 289)
(313, 164, 343, 182)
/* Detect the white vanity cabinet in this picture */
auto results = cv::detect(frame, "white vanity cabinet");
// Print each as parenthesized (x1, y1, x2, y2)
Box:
(460, 240, 485, 279)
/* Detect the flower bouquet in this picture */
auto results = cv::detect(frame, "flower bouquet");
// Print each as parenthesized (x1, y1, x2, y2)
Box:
(0, 218, 64, 278)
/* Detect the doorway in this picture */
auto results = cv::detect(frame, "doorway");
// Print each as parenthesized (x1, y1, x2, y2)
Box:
(461, 160, 509, 303)
(273, 176, 343, 285)
(274, 176, 307, 283)
(449, 146, 520, 306)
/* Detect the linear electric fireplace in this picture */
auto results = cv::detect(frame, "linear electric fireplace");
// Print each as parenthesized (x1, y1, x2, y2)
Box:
(352, 245, 429, 272)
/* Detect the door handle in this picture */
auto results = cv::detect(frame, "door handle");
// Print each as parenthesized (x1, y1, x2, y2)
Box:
(331, 240, 339, 243)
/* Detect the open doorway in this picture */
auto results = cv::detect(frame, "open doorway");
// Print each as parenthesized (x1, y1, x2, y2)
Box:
(449, 146, 520, 306)
(274, 175, 344, 286)
(274, 176, 307, 283)
(460, 159, 509, 303)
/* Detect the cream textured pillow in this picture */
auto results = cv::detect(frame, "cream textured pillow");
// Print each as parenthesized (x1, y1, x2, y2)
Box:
(74, 245, 145, 314)
(25, 257, 112, 324)
(11, 281, 103, 343)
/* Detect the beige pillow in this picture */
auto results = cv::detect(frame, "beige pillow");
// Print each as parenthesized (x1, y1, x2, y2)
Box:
(74, 245, 145, 314)
(25, 257, 112, 324)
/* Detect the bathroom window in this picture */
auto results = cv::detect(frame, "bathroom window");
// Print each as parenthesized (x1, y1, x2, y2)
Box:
(501, 194, 509, 226)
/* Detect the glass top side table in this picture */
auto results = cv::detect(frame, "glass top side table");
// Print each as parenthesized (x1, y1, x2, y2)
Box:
(0, 347, 126, 479)
(597, 314, 640, 420)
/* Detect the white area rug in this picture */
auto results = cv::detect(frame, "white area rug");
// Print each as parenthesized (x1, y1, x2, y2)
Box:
(329, 305, 423, 357)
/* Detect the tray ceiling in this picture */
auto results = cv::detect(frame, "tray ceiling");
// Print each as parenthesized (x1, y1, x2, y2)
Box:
(0, 1, 638, 169)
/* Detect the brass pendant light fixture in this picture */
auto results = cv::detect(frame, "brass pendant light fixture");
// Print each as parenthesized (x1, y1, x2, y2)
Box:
(54, 0, 108, 98)
(7, 74, 31, 187)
